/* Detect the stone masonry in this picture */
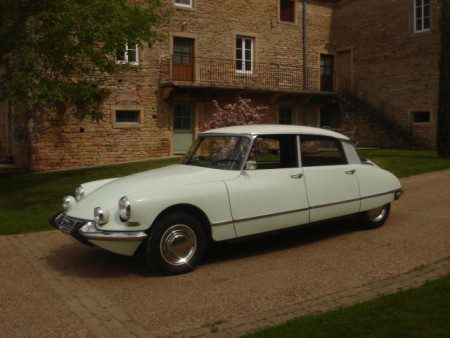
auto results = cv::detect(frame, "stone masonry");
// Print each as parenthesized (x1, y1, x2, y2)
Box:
(0, 0, 441, 171)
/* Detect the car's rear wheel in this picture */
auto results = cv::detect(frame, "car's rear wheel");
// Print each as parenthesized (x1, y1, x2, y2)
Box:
(145, 212, 207, 275)
(358, 203, 391, 229)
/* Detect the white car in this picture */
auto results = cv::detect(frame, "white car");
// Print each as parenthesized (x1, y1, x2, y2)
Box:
(51, 125, 402, 275)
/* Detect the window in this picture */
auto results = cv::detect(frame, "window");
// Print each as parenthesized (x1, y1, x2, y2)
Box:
(279, 107, 293, 125)
(320, 55, 334, 92)
(174, 0, 193, 8)
(236, 37, 254, 73)
(412, 111, 431, 124)
(300, 136, 347, 167)
(320, 107, 339, 128)
(173, 104, 193, 130)
(115, 110, 140, 124)
(414, 0, 430, 32)
(280, 0, 295, 22)
(116, 44, 138, 64)
(248, 135, 298, 169)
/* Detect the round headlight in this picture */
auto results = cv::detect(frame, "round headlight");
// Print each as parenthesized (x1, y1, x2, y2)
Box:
(94, 207, 109, 225)
(118, 196, 131, 222)
(62, 196, 76, 211)
(75, 186, 85, 201)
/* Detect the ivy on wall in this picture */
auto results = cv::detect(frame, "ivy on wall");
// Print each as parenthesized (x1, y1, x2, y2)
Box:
(438, 0, 450, 156)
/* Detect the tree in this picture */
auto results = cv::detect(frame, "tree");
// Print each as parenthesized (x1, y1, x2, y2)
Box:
(0, 0, 165, 121)
(438, 0, 450, 156)
(201, 98, 268, 131)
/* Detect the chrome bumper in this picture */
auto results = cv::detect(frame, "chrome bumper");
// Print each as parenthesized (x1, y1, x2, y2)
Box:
(50, 213, 147, 244)
(79, 222, 147, 242)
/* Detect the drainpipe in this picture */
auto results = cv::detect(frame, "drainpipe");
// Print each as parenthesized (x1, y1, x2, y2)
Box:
(302, 0, 308, 123)
(302, 0, 307, 91)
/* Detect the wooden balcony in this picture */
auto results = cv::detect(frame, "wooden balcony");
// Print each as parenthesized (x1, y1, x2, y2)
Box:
(159, 56, 335, 96)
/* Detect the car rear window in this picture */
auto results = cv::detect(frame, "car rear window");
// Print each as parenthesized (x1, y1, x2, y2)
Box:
(300, 135, 347, 167)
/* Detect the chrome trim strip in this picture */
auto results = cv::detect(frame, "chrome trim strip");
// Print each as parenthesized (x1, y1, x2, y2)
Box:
(211, 189, 402, 226)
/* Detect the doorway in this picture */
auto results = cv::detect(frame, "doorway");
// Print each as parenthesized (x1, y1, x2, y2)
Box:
(173, 103, 194, 154)
(320, 55, 334, 92)
(172, 37, 195, 82)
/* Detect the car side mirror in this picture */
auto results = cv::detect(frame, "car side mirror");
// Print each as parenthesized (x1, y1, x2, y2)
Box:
(245, 161, 257, 171)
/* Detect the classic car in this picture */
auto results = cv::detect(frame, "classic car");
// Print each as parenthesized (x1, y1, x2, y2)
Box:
(50, 125, 403, 275)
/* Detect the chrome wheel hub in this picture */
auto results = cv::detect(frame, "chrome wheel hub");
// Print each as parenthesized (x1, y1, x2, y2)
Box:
(368, 206, 386, 222)
(160, 224, 197, 266)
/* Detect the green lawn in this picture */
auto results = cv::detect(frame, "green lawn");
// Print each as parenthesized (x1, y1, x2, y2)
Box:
(244, 274, 450, 338)
(0, 150, 449, 236)
(0, 158, 179, 235)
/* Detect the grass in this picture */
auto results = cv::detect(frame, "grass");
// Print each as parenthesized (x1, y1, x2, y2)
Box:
(243, 274, 450, 338)
(0, 158, 179, 235)
(0, 150, 449, 236)
(359, 149, 450, 178)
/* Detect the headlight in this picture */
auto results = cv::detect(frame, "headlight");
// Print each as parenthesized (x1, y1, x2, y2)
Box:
(62, 196, 76, 211)
(75, 186, 85, 201)
(94, 207, 109, 225)
(118, 196, 131, 222)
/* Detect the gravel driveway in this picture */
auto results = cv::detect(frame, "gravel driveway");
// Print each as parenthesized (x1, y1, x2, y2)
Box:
(1, 170, 449, 337)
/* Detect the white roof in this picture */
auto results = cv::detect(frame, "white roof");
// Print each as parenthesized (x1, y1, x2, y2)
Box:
(201, 125, 350, 140)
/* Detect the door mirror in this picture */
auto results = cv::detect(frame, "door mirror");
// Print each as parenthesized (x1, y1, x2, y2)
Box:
(245, 161, 257, 171)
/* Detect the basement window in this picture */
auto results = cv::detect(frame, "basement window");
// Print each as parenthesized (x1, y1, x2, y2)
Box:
(280, 0, 295, 22)
(174, 0, 193, 8)
(412, 111, 431, 124)
(115, 110, 141, 124)
(414, 0, 431, 32)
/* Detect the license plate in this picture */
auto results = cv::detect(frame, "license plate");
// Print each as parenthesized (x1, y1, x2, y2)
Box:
(56, 214, 77, 234)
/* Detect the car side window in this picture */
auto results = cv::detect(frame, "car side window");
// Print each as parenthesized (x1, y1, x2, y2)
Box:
(300, 135, 347, 167)
(248, 135, 298, 169)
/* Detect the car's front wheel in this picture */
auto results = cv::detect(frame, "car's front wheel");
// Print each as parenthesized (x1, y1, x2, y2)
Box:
(358, 203, 391, 230)
(145, 211, 207, 275)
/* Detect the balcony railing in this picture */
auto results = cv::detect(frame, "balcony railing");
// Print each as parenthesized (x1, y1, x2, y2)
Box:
(160, 56, 331, 93)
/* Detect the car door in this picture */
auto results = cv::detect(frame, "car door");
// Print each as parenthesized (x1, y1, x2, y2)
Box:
(300, 135, 360, 222)
(225, 134, 310, 237)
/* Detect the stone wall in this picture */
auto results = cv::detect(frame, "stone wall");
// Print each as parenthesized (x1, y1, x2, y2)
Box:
(26, 0, 333, 171)
(330, 0, 441, 149)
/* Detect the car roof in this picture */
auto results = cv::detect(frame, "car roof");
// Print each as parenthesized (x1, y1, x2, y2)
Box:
(201, 124, 350, 140)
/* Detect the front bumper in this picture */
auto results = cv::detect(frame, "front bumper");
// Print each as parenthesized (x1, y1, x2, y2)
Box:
(49, 212, 147, 246)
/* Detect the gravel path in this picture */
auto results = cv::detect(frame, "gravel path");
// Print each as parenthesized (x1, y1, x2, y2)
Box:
(1, 170, 449, 337)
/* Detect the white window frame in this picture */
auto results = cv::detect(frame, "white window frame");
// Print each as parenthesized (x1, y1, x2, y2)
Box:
(174, 0, 193, 8)
(116, 44, 139, 65)
(236, 36, 254, 74)
(413, 0, 431, 33)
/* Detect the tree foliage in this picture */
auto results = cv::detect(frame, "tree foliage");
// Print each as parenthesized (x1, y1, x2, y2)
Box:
(438, 0, 450, 157)
(201, 98, 268, 131)
(0, 0, 165, 121)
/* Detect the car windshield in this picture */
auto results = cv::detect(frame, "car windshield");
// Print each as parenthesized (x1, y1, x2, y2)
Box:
(182, 135, 252, 170)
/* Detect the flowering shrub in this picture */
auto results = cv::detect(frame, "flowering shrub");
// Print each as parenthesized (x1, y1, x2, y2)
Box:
(201, 98, 268, 131)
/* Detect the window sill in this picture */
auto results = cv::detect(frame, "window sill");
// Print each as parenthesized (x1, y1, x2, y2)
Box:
(174, 4, 195, 11)
(112, 123, 142, 129)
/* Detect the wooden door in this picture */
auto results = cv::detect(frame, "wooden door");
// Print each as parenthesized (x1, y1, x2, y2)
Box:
(173, 38, 194, 82)
(335, 50, 352, 92)
(320, 55, 334, 92)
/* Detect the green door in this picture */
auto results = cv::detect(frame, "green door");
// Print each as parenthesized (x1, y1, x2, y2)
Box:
(173, 103, 194, 154)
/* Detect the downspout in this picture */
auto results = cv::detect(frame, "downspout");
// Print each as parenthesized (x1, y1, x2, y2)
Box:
(302, 0, 307, 90)
(302, 0, 308, 123)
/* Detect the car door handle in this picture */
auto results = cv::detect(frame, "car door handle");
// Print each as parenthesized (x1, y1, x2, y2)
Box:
(291, 173, 304, 179)
(345, 170, 356, 175)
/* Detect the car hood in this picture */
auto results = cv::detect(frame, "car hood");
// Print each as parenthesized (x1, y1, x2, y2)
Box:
(67, 164, 240, 219)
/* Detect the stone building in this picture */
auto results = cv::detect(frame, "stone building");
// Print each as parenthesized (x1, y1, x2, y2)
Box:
(0, 0, 441, 171)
